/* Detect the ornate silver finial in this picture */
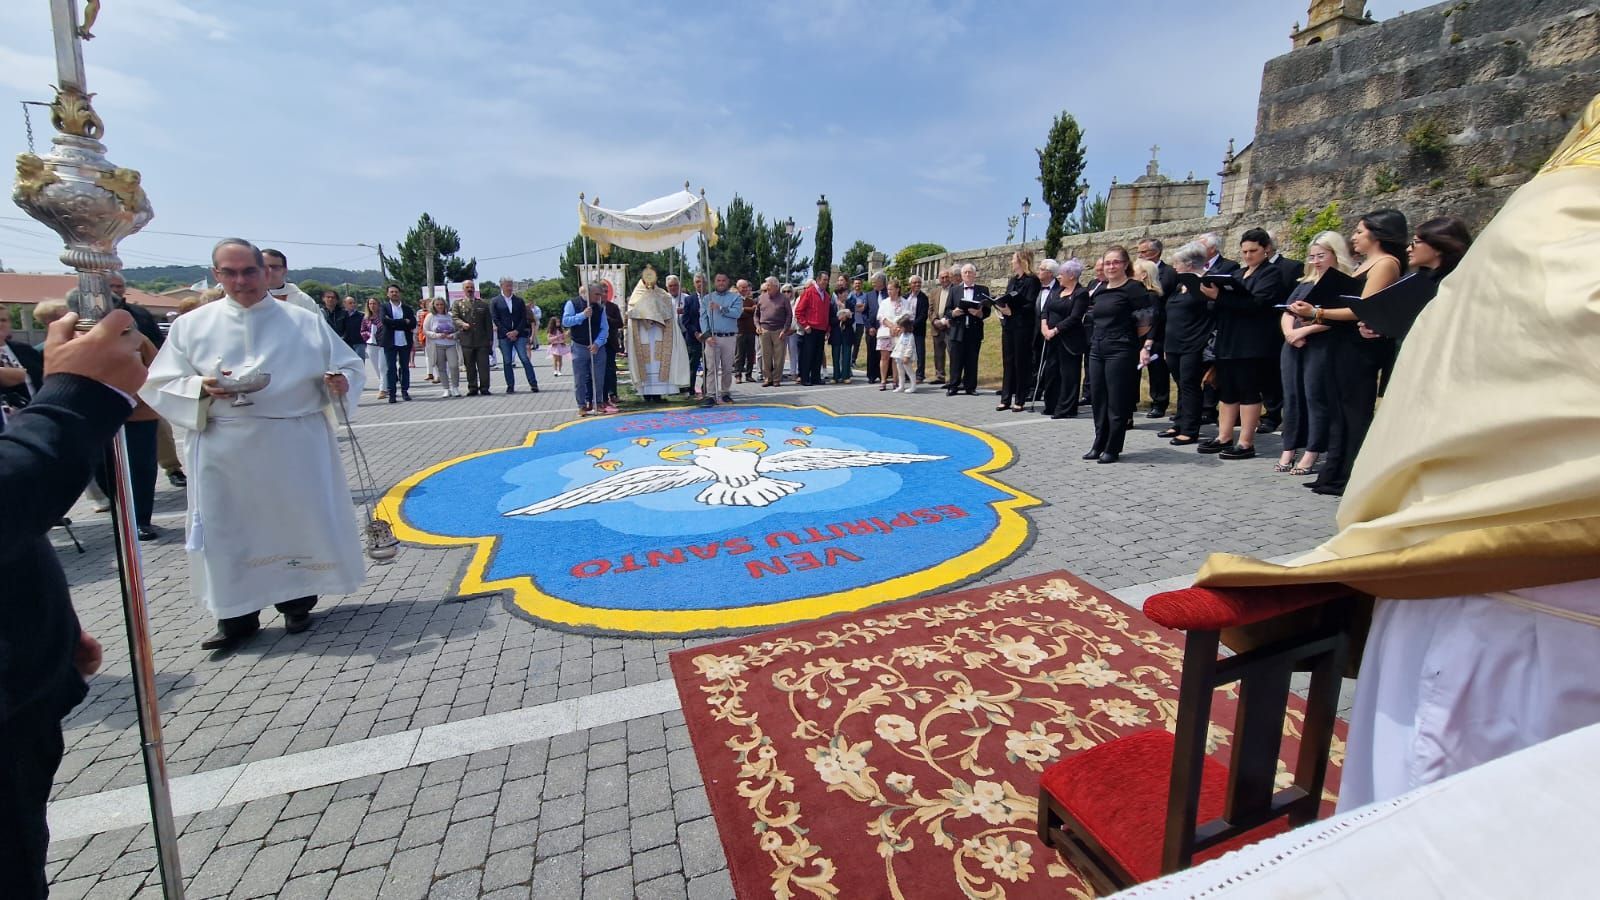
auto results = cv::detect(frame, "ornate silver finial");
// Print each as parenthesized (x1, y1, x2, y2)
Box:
(13, 0, 152, 318)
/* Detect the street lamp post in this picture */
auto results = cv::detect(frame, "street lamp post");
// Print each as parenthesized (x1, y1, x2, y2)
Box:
(1020, 197, 1032, 245)
(784, 217, 797, 284)
(13, 2, 182, 898)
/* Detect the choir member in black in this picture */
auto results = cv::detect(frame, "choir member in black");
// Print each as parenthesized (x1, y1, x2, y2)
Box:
(1154, 243, 1214, 445)
(1027, 257, 1059, 408)
(1136, 238, 1178, 417)
(1083, 247, 1149, 464)
(1257, 234, 1303, 432)
(1275, 230, 1350, 475)
(1197, 228, 1286, 460)
(1196, 232, 1238, 426)
(1408, 216, 1474, 281)
(1288, 209, 1408, 496)
(1040, 258, 1091, 418)
(1080, 258, 1105, 407)
(943, 263, 992, 396)
(995, 250, 1041, 411)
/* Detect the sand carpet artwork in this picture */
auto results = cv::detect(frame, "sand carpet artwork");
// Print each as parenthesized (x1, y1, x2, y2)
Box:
(378, 404, 1038, 635)
(671, 571, 1345, 899)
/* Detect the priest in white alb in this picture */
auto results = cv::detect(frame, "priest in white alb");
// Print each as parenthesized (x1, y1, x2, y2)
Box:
(141, 239, 367, 651)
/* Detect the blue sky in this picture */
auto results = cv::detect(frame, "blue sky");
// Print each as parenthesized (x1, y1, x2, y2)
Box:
(1, 0, 1409, 279)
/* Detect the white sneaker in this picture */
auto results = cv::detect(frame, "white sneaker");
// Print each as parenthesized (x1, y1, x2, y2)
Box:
(902, 385, 916, 394)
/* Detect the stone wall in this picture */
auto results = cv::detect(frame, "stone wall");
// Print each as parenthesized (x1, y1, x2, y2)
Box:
(1104, 175, 1210, 232)
(917, 0, 1600, 288)
(1248, 0, 1600, 211)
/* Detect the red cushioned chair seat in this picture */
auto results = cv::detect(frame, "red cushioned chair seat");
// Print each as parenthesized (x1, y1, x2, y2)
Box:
(1144, 583, 1355, 631)
(1040, 729, 1291, 884)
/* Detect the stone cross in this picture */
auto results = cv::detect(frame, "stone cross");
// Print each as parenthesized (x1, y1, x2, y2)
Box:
(1146, 144, 1161, 178)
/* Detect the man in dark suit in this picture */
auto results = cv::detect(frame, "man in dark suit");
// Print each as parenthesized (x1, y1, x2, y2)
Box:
(906, 274, 931, 381)
(1028, 259, 1062, 410)
(2, 310, 145, 898)
(1137, 238, 1178, 417)
(378, 283, 416, 402)
(105, 272, 164, 350)
(491, 278, 539, 393)
(1197, 233, 1239, 425)
(864, 273, 888, 383)
(943, 264, 992, 396)
(669, 274, 702, 396)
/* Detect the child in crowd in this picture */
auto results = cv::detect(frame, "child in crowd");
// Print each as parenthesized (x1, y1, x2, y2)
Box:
(546, 318, 570, 377)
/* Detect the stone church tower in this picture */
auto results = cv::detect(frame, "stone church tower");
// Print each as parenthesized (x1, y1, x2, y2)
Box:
(1291, 0, 1374, 48)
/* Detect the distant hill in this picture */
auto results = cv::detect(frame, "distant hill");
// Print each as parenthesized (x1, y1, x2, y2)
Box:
(124, 265, 386, 290)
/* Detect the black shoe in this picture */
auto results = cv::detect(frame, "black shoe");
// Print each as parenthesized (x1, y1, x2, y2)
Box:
(388, 398, 397, 404)
(964, 390, 978, 395)
(137, 525, 159, 541)
(481, 389, 492, 395)
(1081, 449, 1103, 460)
(1097, 451, 1119, 464)
(1051, 413, 1076, 420)
(946, 390, 959, 396)
(1257, 420, 1279, 434)
(200, 625, 258, 652)
(1219, 444, 1257, 460)
(167, 471, 187, 488)
(529, 386, 539, 393)
(1200, 415, 1218, 425)
(1197, 438, 1232, 454)
(701, 398, 718, 407)
(1157, 428, 1179, 438)
(1312, 485, 1344, 496)
(720, 394, 733, 403)
(1170, 436, 1199, 446)
(402, 393, 413, 401)
(931, 379, 946, 385)
(284, 611, 313, 634)
(506, 387, 515, 394)
(1145, 408, 1167, 418)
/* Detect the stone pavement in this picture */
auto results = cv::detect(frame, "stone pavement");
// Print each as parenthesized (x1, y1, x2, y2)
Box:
(44, 350, 1345, 899)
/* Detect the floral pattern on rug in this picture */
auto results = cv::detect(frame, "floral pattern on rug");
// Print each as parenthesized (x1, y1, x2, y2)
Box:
(673, 573, 1344, 899)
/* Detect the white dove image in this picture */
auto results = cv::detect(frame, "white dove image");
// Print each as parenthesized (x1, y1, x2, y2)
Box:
(503, 444, 945, 516)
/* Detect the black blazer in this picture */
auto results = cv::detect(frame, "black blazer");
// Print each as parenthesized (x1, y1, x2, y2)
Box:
(1273, 254, 1306, 284)
(378, 301, 417, 347)
(1161, 284, 1214, 356)
(1207, 256, 1241, 275)
(998, 274, 1041, 335)
(908, 291, 930, 335)
(941, 283, 992, 343)
(1044, 285, 1092, 355)
(1, 375, 132, 721)
(1214, 263, 1287, 359)
(491, 293, 531, 339)
(1156, 261, 1179, 300)
(1088, 281, 1151, 355)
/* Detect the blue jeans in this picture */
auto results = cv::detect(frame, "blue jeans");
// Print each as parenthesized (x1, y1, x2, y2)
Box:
(497, 335, 538, 390)
(571, 343, 603, 409)
(384, 344, 410, 397)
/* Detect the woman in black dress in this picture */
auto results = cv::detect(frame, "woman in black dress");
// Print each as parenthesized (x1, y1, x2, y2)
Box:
(1288, 208, 1408, 496)
(1083, 247, 1149, 464)
(1040, 258, 1091, 418)
(1153, 241, 1213, 446)
(996, 249, 1041, 411)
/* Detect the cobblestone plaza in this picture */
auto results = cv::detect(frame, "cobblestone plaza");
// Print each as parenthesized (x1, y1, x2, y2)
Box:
(46, 352, 1348, 899)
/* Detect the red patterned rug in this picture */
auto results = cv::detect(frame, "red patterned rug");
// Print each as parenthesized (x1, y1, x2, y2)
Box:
(670, 571, 1345, 899)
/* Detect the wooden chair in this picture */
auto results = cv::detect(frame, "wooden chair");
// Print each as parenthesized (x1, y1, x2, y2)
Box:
(1038, 583, 1361, 893)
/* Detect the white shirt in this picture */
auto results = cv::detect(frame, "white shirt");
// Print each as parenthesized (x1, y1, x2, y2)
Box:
(389, 302, 409, 347)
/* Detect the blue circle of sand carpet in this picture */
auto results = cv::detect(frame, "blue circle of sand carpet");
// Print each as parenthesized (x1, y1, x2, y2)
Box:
(398, 406, 1018, 613)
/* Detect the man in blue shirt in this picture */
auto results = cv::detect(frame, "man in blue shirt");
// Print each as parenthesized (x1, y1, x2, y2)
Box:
(561, 283, 608, 416)
(699, 273, 742, 407)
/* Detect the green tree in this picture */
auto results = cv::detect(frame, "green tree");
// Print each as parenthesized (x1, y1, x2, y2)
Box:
(886, 242, 946, 284)
(840, 240, 876, 280)
(704, 195, 762, 284)
(813, 201, 833, 277)
(380, 213, 478, 300)
(524, 277, 573, 323)
(1067, 193, 1108, 235)
(1036, 112, 1087, 259)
